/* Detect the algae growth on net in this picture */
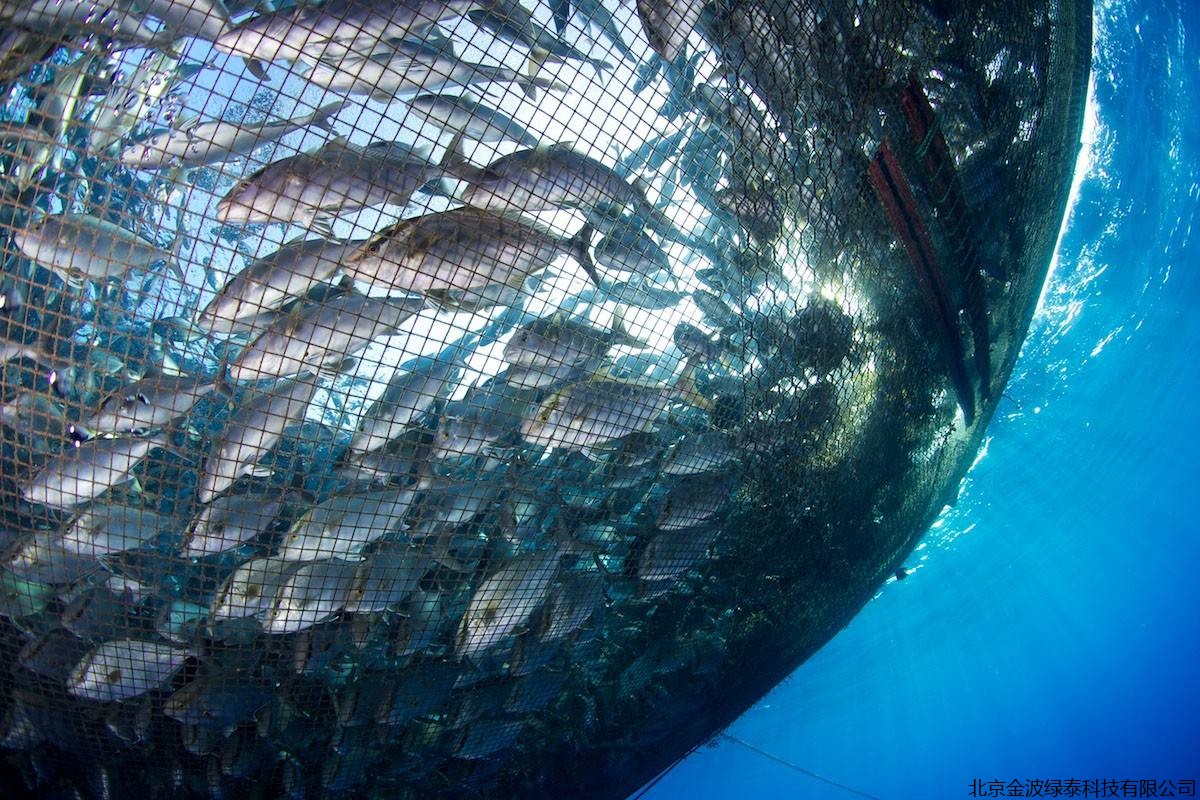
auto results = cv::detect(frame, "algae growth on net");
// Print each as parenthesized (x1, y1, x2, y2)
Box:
(0, 0, 1089, 796)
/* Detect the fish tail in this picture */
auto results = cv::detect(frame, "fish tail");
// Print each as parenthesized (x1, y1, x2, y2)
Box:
(609, 304, 648, 349)
(671, 362, 713, 412)
(569, 223, 603, 288)
(309, 101, 346, 132)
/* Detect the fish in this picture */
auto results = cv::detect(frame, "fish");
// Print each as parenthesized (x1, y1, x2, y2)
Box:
(163, 677, 274, 733)
(183, 490, 287, 557)
(4, 530, 103, 585)
(140, 0, 233, 42)
(503, 309, 647, 369)
(18, 432, 170, 510)
(67, 639, 190, 702)
(637, 526, 717, 582)
(213, 0, 483, 65)
(539, 571, 605, 640)
(277, 485, 417, 562)
(14, 213, 184, 286)
(636, 0, 704, 63)
(217, 138, 441, 229)
(459, 144, 655, 217)
(660, 430, 738, 476)
(344, 207, 600, 293)
(1, 0, 172, 50)
(120, 101, 344, 169)
(262, 558, 359, 634)
(0, 570, 54, 621)
(196, 378, 319, 503)
(211, 556, 301, 621)
(407, 92, 541, 148)
(594, 225, 671, 279)
(456, 549, 561, 658)
(79, 374, 215, 435)
(10, 56, 93, 189)
(227, 293, 426, 383)
(344, 541, 434, 614)
(305, 46, 565, 101)
(672, 321, 723, 363)
(196, 237, 363, 334)
(59, 502, 175, 556)
(468, 0, 612, 72)
(0, 390, 73, 444)
(556, 0, 636, 61)
(348, 356, 461, 454)
(655, 473, 735, 530)
(520, 375, 697, 451)
(89, 51, 203, 154)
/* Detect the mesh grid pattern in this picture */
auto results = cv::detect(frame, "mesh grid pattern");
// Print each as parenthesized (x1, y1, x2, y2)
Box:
(0, 0, 1089, 796)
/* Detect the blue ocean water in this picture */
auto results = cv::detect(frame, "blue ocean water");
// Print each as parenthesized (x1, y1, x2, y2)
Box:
(643, 0, 1200, 797)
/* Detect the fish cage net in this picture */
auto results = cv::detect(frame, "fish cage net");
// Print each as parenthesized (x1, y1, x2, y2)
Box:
(0, 0, 1089, 797)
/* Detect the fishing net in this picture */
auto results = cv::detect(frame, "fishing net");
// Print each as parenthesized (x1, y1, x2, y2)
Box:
(0, 0, 1089, 797)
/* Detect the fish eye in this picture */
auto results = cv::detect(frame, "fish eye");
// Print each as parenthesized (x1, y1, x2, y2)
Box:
(106, 668, 123, 684)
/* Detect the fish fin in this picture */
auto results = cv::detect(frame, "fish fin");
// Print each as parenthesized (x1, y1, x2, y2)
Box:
(551, 0, 571, 35)
(309, 101, 346, 132)
(246, 464, 275, 478)
(670, 363, 713, 412)
(568, 224, 603, 288)
(244, 59, 271, 82)
(608, 305, 648, 349)
(310, 216, 336, 241)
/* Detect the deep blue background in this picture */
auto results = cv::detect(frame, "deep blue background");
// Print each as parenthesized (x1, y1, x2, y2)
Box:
(642, 0, 1200, 796)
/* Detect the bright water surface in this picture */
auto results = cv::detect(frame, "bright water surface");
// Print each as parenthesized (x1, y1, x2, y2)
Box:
(644, 0, 1200, 796)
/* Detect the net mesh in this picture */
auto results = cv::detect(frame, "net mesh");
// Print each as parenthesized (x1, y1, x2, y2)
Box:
(0, 0, 1089, 796)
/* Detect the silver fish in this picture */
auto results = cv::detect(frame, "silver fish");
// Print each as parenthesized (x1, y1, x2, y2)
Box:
(14, 213, 183, 286)
(656, 474, 736, 530)
(196, 237, 363, 334)
(59, 502, 174, 556)
(227, 293, 425, 383)
(520, 377, 686, 451)
(278, 485, 416, 562)
(197, 378, 318, 503)
(263, 558, 359, 634)
(211, 556, 300, 621)
(637, 0, 703, 63)
(120, 101, 344, 169)
(459, 144, 655, 218)
(0, 570, 54, 620)
(89, 51, 201, 153)
(539, 571, 604, 640)
(214, 0, 481, 65)
(217, 138, 440, 228)
(638, 526, 718, 582)
(140, 0, 232, 42)
(457, 550, 560, 658)
(349, 357, 461, 454)
(3, 531, 104, 585)
(67, 639, 190, 702)
(80, 374, 215, 434)
(468, 0, 612, 71)
(661, 430, 738, 475)
(305, 39, 567, 100)
(1, 0, 169, 49)
(345, 207, 600, 293)
(408, 92, 540, 147)
(19, 433, 168, 510)
(163, 677, 273, 733)
(184, 491, 287, 557)
(594, 226, 671, 279)
(503, 310, 645, 369)
(344, 541, 433, 614)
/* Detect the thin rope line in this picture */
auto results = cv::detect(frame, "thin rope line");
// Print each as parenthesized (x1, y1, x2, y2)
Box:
(721, 734, 883, 800)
